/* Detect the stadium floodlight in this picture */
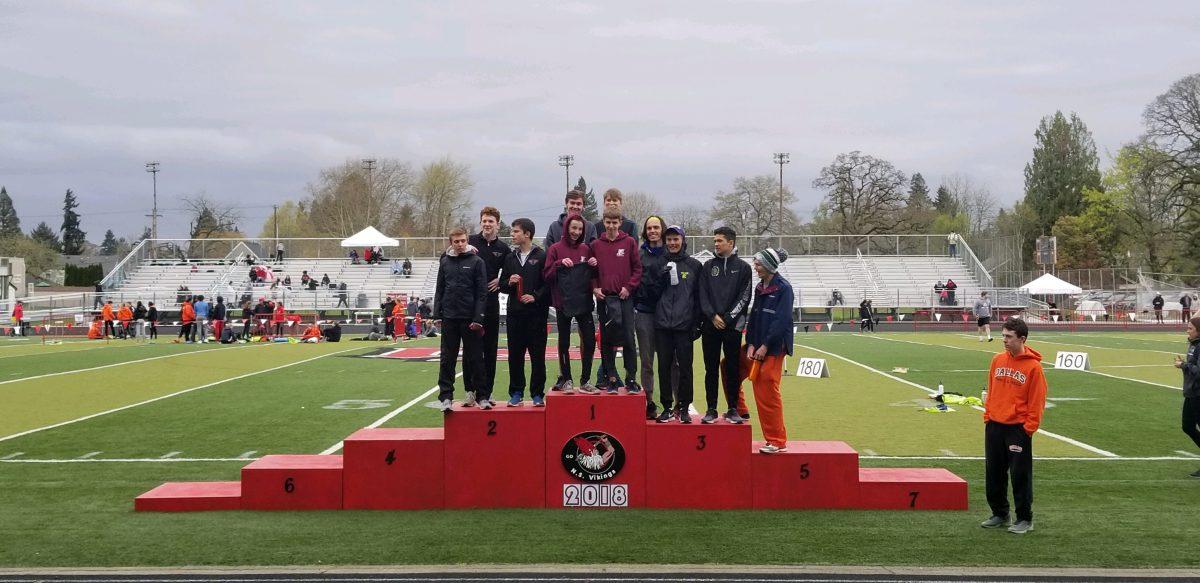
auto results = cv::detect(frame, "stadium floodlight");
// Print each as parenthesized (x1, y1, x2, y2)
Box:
(145, 162, 161, 258)
(558, 154, 574, 192)
(773, 153, 790, 248)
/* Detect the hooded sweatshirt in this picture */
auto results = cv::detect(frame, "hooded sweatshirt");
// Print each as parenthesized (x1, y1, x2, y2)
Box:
(590, 230, 642, 295)
(653, 236, 703, 332)
(984, 344, 1048, 435)
(1182, 336, 1199, 398)
(544, 214, 596, 317)
(544, 211, 598, 248)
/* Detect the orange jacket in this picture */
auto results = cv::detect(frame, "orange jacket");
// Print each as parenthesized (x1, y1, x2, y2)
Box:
(272, 306, 286, 323)
(301, 324, 321, 340)
(117, 306, 133, 322)
(984, 344, 1048, 435)
(181, 302, 195, 323)
(101, 304, 114, 321)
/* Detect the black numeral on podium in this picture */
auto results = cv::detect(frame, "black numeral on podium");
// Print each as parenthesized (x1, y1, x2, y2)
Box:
(696, 435, 706, 450)
(800, 463, 810, 479)
(909, 491, 919, 508)
(283, 477, 295, 493)
(487, 420, 497, 436)
(385, 449, 396, 465)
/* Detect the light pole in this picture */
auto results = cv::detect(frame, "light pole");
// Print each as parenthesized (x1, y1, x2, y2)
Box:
(558, 154, 574, 192)
(773, 152, 790, 248)
(145, 162, 160, 258)
(362, 158, 376, 230)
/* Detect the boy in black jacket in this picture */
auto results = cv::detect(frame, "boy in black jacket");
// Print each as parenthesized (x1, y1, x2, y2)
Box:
(699, 226, 752, 424)
(654, 225, 703, 423)
(433, 228, 488, 412)
(468, 206, 511, 406)
(498, 218, 550, 407)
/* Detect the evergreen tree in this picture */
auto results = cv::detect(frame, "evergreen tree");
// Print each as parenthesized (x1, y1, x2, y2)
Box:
(61, 189, 86, 255)
(576, 177, 598, 222)
(30, 221, 62, 251)
(908, 173, 931, 209)
(0, 187, 21, 238)
(1022, 111, 1102, 236)
(100, 229, 119, 255)
(934, 185, 957, 214)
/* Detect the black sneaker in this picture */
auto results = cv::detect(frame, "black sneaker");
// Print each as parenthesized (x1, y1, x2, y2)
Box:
(724, 409, 746, 424)
(625, 381, 642, 394)
(701, 410, 718, 424)
(679, 410, 693, 424)
(551, 379, 565, 392)
(655, 410, 674, 423)
(606, 380, 620, 394)
(741, 411, 751, 420)
(645, 402, 658, 420)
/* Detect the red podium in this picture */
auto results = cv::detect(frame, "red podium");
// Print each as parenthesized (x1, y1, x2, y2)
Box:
(135, 391, 968, 512)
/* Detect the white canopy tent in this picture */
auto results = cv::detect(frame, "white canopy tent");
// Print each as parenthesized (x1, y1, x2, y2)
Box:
(340, 226, 399, 248)
(1018, 273, 1083, 295)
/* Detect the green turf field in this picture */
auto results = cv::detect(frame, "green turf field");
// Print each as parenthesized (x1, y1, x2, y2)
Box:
(1, 330, 1197, 568)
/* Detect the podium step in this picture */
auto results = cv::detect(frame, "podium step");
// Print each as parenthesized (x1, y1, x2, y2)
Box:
(135, 481, 240, 512)
(241, 454, 343, 510)
(858, 468, 968, 510)
(343, 427, 445, 510)
(545, 390, 647, 508)
(752, 441, 860, 509)
(444, 403, 546, 508)
(646, 419, 751, 509)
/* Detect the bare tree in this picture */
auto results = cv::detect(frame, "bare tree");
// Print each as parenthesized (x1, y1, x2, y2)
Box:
(620, 191, 662, 225)
(306, 158, 414, 238)
(181, 193, 241, 239)
(411, 157, 474, 237)
(668, 205, 711, 242)
(811, 151, 908, 235)
(942, 173, 998, 235)
(708, 175, 799, 237)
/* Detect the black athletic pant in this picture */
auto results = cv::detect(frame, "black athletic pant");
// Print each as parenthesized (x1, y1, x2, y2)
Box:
(242, 320, 252, 339)
(555, 311, 594, 384)
(985, 421, 1034, 522)
(468, 305, 500, 399)
(597, 299, 637, 385)
(437, 318, 484, 403)
(507, 313, 548, 399)
(1183, 397, 1200, 449)
(179, 322, 192, 341)
(148, 323, 157, 339)
(656, 328, 694, 412)
(702, 324, 742, 411)
(104, 321, 115, 337)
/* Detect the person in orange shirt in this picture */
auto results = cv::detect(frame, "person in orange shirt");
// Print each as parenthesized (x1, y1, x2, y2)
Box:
(117, 303, 133, 339)
(301, 322, 322, 343)
(101, 300, 116, 338)
(179, 298, 196, 343)
(980, 317, 1047, 535)
(392, 299, 406, 340)
(272, 302, 287, 337)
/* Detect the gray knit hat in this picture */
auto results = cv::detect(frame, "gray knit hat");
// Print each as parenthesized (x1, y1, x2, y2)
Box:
(754, 247, 789, 273)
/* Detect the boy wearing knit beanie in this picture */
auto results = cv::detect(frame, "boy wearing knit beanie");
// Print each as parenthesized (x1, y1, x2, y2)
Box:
(735, 247, 794, 453)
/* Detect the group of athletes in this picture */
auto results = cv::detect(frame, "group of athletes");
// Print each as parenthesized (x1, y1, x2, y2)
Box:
(430, 188, 794, 453)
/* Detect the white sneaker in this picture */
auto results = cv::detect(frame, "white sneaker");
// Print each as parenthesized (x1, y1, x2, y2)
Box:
(479, 399, 493, 410)
(439, 399, 453, 412)
(758, 444, 788, 454)
(560, 380, 575, 394)
(463, 391, 477, 407)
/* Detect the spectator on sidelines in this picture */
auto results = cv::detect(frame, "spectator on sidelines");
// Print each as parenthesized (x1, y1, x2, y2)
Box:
(945, 278, 958, 305)
(364, 247, 374, 264)
(544, 190, 598, 248)
(980, 317, 1047, 535)
(276, 241, 285, 263)
(1175, 316, 1200, 477)
(1153, 292, 1165, 324)
(545, 213, 598, 394)
(179, 297, 195, 344)
(653, 225, 702, 423)
(272, 302, 287, 336)
(193, 295, 210, 343)
(948, 231, 959, 257)
(321, 273, 331, 286)
(391, 259, 402, 275)
(372, 246, 385, 262)
(974, 291, 994, 342)
(133, 301, 147, 337)
(101, 300, 116, 338)
(146, 302, 158, 341)
(407, 296, 418, 319)
(212, 296, 227, 342)
(117, 302, 133, 339)
(392, 299, 405, 339)
(349, 249, 360, 264)
(433, 227, 488, 412)
(336, 282, 349, 308)
(321, 321, 343, 342)
(9, 300, 23, 337)
(418, 299, 432, 335)
(735, 247, 794, 453)
(468, 206, 512, 408)
(240, 300, 254, 340)
(282, 275, 292, 289)
(859, 299, 875, 332)
(830, 289, 844, 306)
(1182, 293, 1194, 323)
(700, 226, 752, 425)
(301, 321, 322, 343)
(301, 271, 311, 287)
(93, 282, 104, 309)
(402, 258, 413, 278)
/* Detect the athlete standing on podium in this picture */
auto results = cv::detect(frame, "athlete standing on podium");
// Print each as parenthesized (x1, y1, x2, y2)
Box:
(653, 226, 703, 424)
(736, 247, 792, 453)
(591, 208, 643, 395)
(699, 226, 752, 425)
(498, 218, 550, 407)
(545, 213, 599, 394)
(433, 227, 488, 413)
(467, 206, 511, 409)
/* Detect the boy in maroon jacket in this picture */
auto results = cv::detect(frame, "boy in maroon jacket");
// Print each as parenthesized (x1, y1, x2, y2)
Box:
(591, 209, 643, 393)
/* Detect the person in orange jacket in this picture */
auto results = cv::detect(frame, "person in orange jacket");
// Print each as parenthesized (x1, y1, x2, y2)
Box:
(101, 300, 116, 338)
(179, 298, 196, 343)
(980, 316, 1047, 535)
(300, 322, 322, 343)
(392, 299, 406, 340)
(272, 302, 287, 336)
(117, 303, 133, 339)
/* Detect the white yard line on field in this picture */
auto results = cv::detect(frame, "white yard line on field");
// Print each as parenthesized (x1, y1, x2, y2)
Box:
(0, 346, 367, 444)
(796, 341, 1120, 458)
(0, 342, 269, 386)
(318, 372, 461, 455)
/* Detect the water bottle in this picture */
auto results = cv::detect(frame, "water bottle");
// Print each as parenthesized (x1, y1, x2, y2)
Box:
(935, 382, 944, 397)
(667, 262, 679, 286)
(981, 389, 988, 405)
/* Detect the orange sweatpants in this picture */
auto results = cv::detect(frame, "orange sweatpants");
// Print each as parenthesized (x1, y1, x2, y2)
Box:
(726, 348, 788, 447)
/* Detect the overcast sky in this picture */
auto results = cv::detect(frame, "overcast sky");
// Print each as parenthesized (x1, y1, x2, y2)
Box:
(1, 1, 1197, 240)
